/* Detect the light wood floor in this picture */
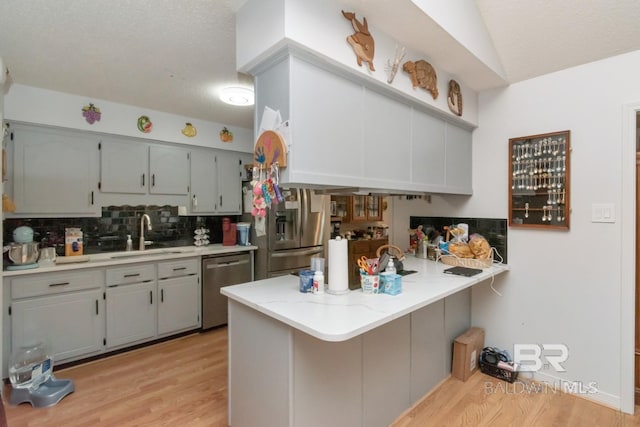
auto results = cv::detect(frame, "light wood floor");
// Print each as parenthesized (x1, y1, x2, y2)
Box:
(4, 327, 640, 427)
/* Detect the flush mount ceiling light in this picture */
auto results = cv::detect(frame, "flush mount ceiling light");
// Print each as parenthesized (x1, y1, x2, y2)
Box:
(219, 86, 254, 106)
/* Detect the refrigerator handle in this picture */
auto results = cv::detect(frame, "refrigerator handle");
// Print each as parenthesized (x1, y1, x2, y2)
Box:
(297, 188, 304, 240)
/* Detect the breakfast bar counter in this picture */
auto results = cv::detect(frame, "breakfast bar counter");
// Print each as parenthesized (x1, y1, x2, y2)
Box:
(222, 257, 508, 427)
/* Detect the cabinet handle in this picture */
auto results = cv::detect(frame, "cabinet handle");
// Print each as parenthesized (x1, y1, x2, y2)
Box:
(49, 282, 70, 287)
(219, 195, 223, 207)
(152, 174, 155, 187)
(124, 273, 140, 278)
(91, 191, 94, 205)
(161, 289, 164, 303)
(173, 267, 187, 271)
(150, 290, 153, 305)
(142, 173, 145, 187)
(95, 300, 99, 315)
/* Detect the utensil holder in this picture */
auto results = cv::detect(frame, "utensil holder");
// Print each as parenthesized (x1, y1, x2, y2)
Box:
(360, 273, 379, 294)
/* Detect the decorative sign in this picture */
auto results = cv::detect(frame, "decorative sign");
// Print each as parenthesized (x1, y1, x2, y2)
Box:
(253, 130, 287, 167)
(81, 103, 101, 124)
(447, 80, 463, 116)
(181, 122, 197, 137)
(219, 127, 233, 142)
(342, 10, 375, 72)
(137, 115, 152, 133)
(403, 60, 438, 100)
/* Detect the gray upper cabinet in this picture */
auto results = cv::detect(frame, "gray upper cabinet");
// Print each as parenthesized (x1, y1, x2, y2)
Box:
(7, 122, 248, 216)
(190, 149, 217, 214)
(100, 139, 190, 197)
(252, 51, 474, 195)
(100, 137, 147, 194)
(444, 123, 473, 195)
(189, 149, 242, 215)
(215, 150, 242, 214)
(411, 111, 446, 189)
(286, 56, 365, 185)
(149, 145, 190, 195)
(9, 123, 100, 216)
(363, 89, 412, 186)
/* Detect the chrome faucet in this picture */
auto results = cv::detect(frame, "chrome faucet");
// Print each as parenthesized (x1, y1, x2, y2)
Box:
(139, 214, 152, 250)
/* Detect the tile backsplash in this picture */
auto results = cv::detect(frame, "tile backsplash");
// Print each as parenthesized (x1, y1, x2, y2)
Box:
(409, 216, 508, 263)
(4, 206, 239, 256)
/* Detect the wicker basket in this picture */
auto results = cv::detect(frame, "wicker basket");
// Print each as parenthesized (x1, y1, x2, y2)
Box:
(439, 253, 493, 269)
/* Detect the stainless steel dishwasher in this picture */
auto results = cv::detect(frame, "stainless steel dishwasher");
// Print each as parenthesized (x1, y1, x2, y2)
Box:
(202, 252, 252, 329)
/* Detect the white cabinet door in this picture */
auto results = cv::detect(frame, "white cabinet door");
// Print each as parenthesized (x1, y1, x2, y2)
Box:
(149, 145, 190, 195)
(100, 138, 147, 194)
(444, 123, 473, 195)
(362, 315, 411, 427)
(190, 150, 217, 214)
(11, 124, 99, 216)
(289, 57, 364, 184)
(411, 111, 446, 188)
(158, 275, 200, 336)
(215, 150, 242, 214)
(363, 89, 412, 185)
(410, 301, 446, 404)
(106, 282, 156, 349)
(11, 289, 104, 363)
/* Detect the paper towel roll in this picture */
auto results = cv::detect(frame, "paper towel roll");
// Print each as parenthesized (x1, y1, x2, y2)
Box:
(328, 237, 349, 294)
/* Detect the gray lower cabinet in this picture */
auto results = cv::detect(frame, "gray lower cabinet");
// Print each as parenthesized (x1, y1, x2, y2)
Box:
(105, 263, 157, 349)
(106, 282, 156, 349)
(229, 289, 471, 427)
(157, 258, 201, 335)
(7, 270, 105, 371)
(410, 300, 446, 404)
(4, 257, 203, 377)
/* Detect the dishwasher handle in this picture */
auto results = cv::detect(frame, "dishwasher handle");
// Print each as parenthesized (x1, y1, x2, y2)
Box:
(205, 259, 249, 269)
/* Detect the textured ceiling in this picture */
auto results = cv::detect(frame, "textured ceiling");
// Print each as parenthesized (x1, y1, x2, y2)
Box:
(2, 1, 640, 130)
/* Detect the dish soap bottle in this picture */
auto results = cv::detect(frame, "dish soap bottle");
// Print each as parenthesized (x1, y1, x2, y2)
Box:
(125, 235, 133, 251)
(385, 256, 396, 274)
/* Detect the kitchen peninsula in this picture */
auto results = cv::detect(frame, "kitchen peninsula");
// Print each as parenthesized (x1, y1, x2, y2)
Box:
(222, 257, 509, 427)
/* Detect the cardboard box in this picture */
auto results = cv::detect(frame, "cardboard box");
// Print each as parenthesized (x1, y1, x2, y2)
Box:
(64, 228, 83, 256)
(452, 327, 485, 381)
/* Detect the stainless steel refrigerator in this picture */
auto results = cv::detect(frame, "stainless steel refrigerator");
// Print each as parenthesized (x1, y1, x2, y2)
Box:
(246, 186, 328, 279)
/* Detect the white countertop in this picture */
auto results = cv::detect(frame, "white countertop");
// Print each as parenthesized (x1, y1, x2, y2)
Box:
(3, 244, 257, 277)
(222, 256, 509, 342)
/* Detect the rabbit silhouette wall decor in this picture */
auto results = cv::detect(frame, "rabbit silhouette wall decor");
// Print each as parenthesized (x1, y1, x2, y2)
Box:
(403, 59, 438, 100)
(342, 10, 375, 72)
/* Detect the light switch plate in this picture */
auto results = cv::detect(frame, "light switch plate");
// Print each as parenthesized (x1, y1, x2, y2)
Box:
(591, 203, 615, 223)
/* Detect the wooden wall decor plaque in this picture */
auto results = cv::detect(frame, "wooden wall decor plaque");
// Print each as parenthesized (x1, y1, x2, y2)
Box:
(253, 130, 287, 168)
